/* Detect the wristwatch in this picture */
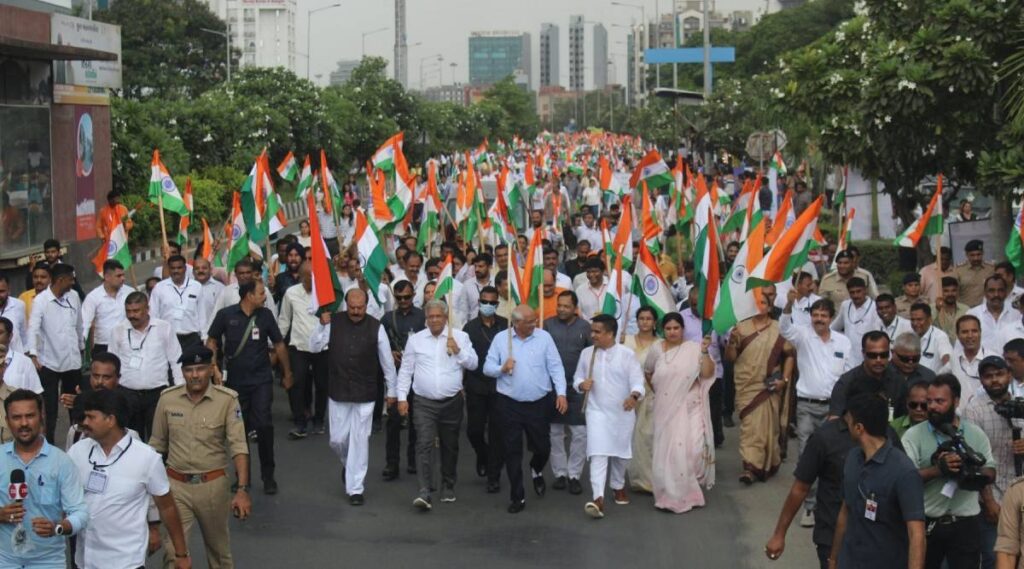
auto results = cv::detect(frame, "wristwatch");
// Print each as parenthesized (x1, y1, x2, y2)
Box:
(54, 522, 66, 536)
(236, 484, 250, 493)
(630, 392, 641, 400)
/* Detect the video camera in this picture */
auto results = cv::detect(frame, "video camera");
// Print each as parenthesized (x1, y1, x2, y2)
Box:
(994, 397, 1024, 420)
(930, 423, 989, 492)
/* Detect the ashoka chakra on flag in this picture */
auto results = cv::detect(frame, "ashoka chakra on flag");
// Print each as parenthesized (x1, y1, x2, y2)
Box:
(642, 274, 661, 296)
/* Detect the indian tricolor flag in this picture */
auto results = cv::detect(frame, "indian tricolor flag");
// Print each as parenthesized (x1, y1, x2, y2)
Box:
(434, 254, 455, 300)
(417, 160, 442, 254)
(693, 206, 721, 335)
(768, 151, 787, 214)
(599, 155, 615, 198)
(766, 189, 795, 246)
(225, 192, 250, 273)
(722, 179, 756, 234)
(319, 150, 340, 214)
(894, 175, 944, 248)
(521, 229, 544, 310)
(832, 207, 856, 269)
(488, 167, 516, 245)
(148, 149, 189, 216)
(1008, 206, 1024, 273)
(748, 196, 825, 289)
(629, 149, 673, 191)
(524, 154, 538, 199)
(712, 216, 766, 334)
(296, 155, 314, 200)
(176, 177, 193, 246)
(277, 151, 298, 182)
(368, 164, 394, 230)
(632, 241, 676, 320)
(200, 218, 214, 262)
(612, 195, 635, 271)
(307, 191, 343, 314)
(372, 132, 404, 172)
(740, 176, 764, 242)
(602, 245, 625, 318)
(388, 141, 415, 221)
(508, 244, 525, 306)
(92, 219, 132, 276)
(641, 181, 662, 256)
(354, 207, 388, 303)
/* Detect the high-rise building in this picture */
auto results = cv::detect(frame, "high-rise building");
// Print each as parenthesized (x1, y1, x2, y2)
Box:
(539, 23, 559, 88)
(467, 31, 531, 89)
(329, 59, 361, 86)
(568, 15, 584, 91)
(204, 0, 296, 72)
(395, 0, 408, 87)
(592, 23, 608, 90)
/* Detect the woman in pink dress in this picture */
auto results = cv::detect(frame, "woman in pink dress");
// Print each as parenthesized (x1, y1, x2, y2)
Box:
(644, 312, 717, 513)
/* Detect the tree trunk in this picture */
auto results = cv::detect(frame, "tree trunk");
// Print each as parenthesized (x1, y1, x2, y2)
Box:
(991, 194, 1011, 262)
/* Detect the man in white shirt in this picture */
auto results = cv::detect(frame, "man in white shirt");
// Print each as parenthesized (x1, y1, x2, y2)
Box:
(397, 300, 477, 509)
(779, 271, 821, 328)
(574, 314, 646, 518)
(68, 389, 192, 569)
(27, 263, 84, 442)
(0, 320, 41, 393)
(573, 211, 602, 251)
(109, 291, 183, 440)
(150, 255, 207, 350)
(576, 258, 610, 322)
(996, 261, 1024, 308)
(342, 256, 393, 321)
(463, 253, 495, 321)
(1004, 338, 1024, 398)
(908, 303, 953, 374)
(81, 260, 131, 356)
(967, 275, 1016, 355)
(543, 249, 572, 290)
(780, 290, 852, 524)
(193, 258, 224, 326)
(0, 276, 26, 353)
(211, 258, 278, 318)
(952, 314, 990, 409)
(876, 293, 914, 341)
(831, 277, 880, 368)
(152, 242, 194, 281)
(415, 258, 468, 328)
(278, 263, 328, 439)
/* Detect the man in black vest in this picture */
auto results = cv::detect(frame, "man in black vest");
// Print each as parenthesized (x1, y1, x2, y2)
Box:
(381, 279, 424, 480)
(311, 288, 397, 506)
(463, 285, 508, 493)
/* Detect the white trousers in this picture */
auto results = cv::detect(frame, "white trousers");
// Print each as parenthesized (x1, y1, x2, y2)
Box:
(589, 455, 628, 501)
(328, 400, 375, 495)
(549, 424, 587, 479)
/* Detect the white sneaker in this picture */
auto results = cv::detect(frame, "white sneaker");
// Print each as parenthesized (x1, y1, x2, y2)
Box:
(800, 510, 815, 528)
(413, 496, 432, 511)
(584, 498, 605, 519)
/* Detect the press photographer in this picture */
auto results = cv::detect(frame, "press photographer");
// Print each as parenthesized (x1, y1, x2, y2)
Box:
(902, 374, 996, 569)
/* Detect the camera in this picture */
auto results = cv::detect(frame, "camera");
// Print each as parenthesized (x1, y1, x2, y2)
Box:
(994, 398, 1024, 420)
(930, 423, 990, 492)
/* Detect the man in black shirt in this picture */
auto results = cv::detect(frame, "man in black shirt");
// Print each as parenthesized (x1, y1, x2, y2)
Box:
(765, 375, 905, 568)
(829, 331, 935, 419)
(206, 280, 292, 495)
(272, 243, 304, 304)
(381, 280, 424, 480)
(463, 285, 508, 493)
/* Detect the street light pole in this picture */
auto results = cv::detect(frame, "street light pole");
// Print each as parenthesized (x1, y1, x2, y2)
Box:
(703, 0, 712, 167)
(307, 3, 342, 81)
(419, 53, 442, 90)
(200, 27, 232, 83)
(362, 27, 390, 58)
(611, 2, 647, 103)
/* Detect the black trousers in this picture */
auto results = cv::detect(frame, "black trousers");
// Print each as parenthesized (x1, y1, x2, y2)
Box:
(230, 381, 275, 481)
(40, 367, 81, 443)
(495, 393, 553, 503)
(125, 386, 163, 441)
(722, 359, 736, 417)
(385, 391, 416, 469)
(925, 515, 981, 569)
(372, 369, 384, 427)
(465, 389, 504, 483)
(286, 348, 327, 429)
(709, 376, 725, 446)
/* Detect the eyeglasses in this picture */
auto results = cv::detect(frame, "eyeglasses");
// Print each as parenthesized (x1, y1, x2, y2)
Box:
(907, 401, 928, 410)
(395, 295, 414, 301)
(480, 300, 499, 306)
(864, 351, 890, 360)
(896, 353, 921, 363)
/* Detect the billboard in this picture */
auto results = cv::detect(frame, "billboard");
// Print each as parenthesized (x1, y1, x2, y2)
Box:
(51, 13, 122, 105)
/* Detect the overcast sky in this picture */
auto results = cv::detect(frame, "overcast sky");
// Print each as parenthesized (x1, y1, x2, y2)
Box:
(301, 0, 780, 89)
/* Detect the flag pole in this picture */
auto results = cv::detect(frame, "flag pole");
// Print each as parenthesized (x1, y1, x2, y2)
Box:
(157, 190, 169, 249)
(581, 344, 599, 413)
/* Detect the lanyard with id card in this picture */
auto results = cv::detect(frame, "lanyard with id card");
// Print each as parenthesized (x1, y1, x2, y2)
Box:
(86, 437, 133, 494)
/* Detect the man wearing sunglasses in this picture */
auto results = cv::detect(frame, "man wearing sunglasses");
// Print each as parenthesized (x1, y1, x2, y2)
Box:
(962, 356, 1022, 569)
(890, 382, 930, 438)
(829, 331, 904, 419)
(381, 280, 425, 481)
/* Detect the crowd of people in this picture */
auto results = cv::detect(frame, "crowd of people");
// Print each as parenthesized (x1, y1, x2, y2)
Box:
(3, 146, 1024, 569)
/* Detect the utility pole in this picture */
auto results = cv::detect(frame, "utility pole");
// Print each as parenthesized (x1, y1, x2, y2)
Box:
(703, 0, 712, 167)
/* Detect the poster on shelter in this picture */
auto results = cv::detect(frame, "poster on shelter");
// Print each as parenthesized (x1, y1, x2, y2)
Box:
(75, 108, 96, 240)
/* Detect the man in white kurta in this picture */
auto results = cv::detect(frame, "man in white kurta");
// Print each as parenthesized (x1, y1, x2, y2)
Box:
(573, 314, 645, 519)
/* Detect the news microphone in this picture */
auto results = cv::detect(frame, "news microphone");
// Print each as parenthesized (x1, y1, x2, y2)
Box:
(7, 469, 26, 503)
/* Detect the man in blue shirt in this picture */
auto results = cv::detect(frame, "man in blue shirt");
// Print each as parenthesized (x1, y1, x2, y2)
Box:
(484, 305, 568, 513)
(0, 389, 88, 568)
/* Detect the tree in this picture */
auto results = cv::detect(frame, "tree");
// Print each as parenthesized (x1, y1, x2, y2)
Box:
(97, 0, 235, 99)
(481, 76, 539, 141)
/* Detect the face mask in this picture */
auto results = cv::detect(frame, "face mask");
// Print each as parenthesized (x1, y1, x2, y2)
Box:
(479, 303, 497, 317)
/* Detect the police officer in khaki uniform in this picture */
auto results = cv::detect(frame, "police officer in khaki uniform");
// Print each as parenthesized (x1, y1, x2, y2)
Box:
(150, 345, 251, 569)
(955, 239, 996, 308)
(996, 477, 1024, 568)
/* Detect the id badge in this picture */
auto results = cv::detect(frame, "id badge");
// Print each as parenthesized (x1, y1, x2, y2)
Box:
(251, 327, 260, 341)
(941, 480, 958, 499)
(865, 498, 878, 521)
(127, 355, 143, 370)
(86, 470, 108, 494)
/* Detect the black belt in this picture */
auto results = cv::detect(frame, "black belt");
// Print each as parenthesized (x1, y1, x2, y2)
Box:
(926, 514, 971, 525)
(797, 397, 830, 404)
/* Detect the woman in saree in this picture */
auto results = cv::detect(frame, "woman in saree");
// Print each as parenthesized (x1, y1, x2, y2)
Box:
(645, 312, 716, 513)
(723, 296, 794, 485)
(623, 306, 658, 492)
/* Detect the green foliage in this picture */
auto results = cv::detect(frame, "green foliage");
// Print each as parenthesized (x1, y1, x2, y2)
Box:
(854, 240, 907, 294)
(481, 77, 539, 141)
(96, 0, 235, 99)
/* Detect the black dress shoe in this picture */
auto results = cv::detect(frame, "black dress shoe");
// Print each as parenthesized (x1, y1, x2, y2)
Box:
(552, 476, 567, 490)
(568, 478, 583, 495)
(476, 461, 488, 478)
(723, 415, 735, 428)
(349, 493, 365, 506)
(486, 481, 501, 493)
(382, 466, 399, 481)
(532, 475, 546, 497)
(263, 478, 279, 495)
(507, 500, 526, 514)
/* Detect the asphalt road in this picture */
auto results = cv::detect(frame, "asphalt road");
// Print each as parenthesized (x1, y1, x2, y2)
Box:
(128, 386, 820, 569)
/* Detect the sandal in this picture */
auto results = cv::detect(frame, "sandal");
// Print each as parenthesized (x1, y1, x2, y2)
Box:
(739, 472, 755, 486)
